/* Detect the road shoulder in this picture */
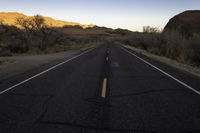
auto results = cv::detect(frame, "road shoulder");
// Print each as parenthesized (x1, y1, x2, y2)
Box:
(122, 44, 200, 78)
(0, 50, 82, 81)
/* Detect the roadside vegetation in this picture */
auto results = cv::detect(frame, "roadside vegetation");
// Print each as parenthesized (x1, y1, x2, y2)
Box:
(0, 14, 99, 56)
(1, 12, 199, 68)
(122, 26, 200, 66)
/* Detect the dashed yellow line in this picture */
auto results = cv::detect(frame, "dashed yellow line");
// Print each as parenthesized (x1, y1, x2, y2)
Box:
(101, 78, 107, 98)
(106, 57, 109, 61)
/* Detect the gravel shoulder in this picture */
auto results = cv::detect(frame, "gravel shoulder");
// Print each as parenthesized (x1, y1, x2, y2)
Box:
(0, 50, 81, 81)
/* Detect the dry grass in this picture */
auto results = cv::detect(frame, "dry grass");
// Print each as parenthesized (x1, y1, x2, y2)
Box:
(0, 14, 103, 56)
(122, 44, 200, 77)
(121, 29, 200, 66)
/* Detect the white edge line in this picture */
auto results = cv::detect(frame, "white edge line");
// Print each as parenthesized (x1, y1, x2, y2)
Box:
(0, 48, 95, 95)
(121, 46, 200, 95)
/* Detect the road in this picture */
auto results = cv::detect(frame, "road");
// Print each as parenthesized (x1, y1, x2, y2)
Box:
(0, 43, 200, 133)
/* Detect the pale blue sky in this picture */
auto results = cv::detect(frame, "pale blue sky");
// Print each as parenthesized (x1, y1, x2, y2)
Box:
(0, 0, 199, 31)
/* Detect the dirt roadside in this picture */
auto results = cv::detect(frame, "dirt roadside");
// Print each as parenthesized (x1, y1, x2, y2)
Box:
(0, 50, 81, 81)
(122, 44, 200, 78)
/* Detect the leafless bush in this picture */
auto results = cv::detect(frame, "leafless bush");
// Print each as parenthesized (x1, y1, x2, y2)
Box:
(0, 14, 72, 55)
(161, 31, 200, 65)
(15, 15, 69, 51)
(123, 32, 162, 54)
(0, 24, 28, 54)
(124, 29, 200, 66)
(184, 34, 200, 65)
(161, 31, 185, 60)
(143, 26, 161, 33)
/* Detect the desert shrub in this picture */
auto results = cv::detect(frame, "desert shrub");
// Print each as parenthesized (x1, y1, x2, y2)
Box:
(141, 33, 161, 53)
(123, 32, 162, 54)
(0, 15, 71, 55)
(0, 24, 29, 53)
(184, 34, 200, 65)
(161, 31, 200, 65)
(0, 46, 11, 56)
(15, 15, 70, 51)
(0, 14, 104, 56)
(161, 31, 185, 60)
(123, 33, 145, 48)
(124, 28, 200, 66)
(143, 26, 161, 33)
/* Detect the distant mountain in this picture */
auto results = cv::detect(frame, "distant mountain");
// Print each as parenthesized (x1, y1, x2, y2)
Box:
(163, 10, 200, 36)
(0, 12, 95, 29)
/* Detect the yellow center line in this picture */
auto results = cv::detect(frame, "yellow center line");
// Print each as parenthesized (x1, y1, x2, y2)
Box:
(101, 78, 107, 98)
(106, 57, 109, 61)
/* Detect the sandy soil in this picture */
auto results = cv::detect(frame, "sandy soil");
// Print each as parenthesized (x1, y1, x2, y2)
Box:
(0, 50, 80, 81)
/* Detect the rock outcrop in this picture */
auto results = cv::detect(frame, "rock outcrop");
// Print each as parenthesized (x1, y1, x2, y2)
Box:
(163, 10, 200, 36)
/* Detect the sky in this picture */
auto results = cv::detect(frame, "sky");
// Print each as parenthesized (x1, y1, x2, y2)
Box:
(0, 0, 199, 31)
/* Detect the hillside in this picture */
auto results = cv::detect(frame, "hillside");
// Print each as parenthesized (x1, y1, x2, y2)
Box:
(0, 12, 95, 29)
(163, 10, 200, 36)
(0, 12, 130, 57)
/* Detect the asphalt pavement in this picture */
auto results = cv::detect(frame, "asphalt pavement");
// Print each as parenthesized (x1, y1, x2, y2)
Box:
(0, 43, 200, 133)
